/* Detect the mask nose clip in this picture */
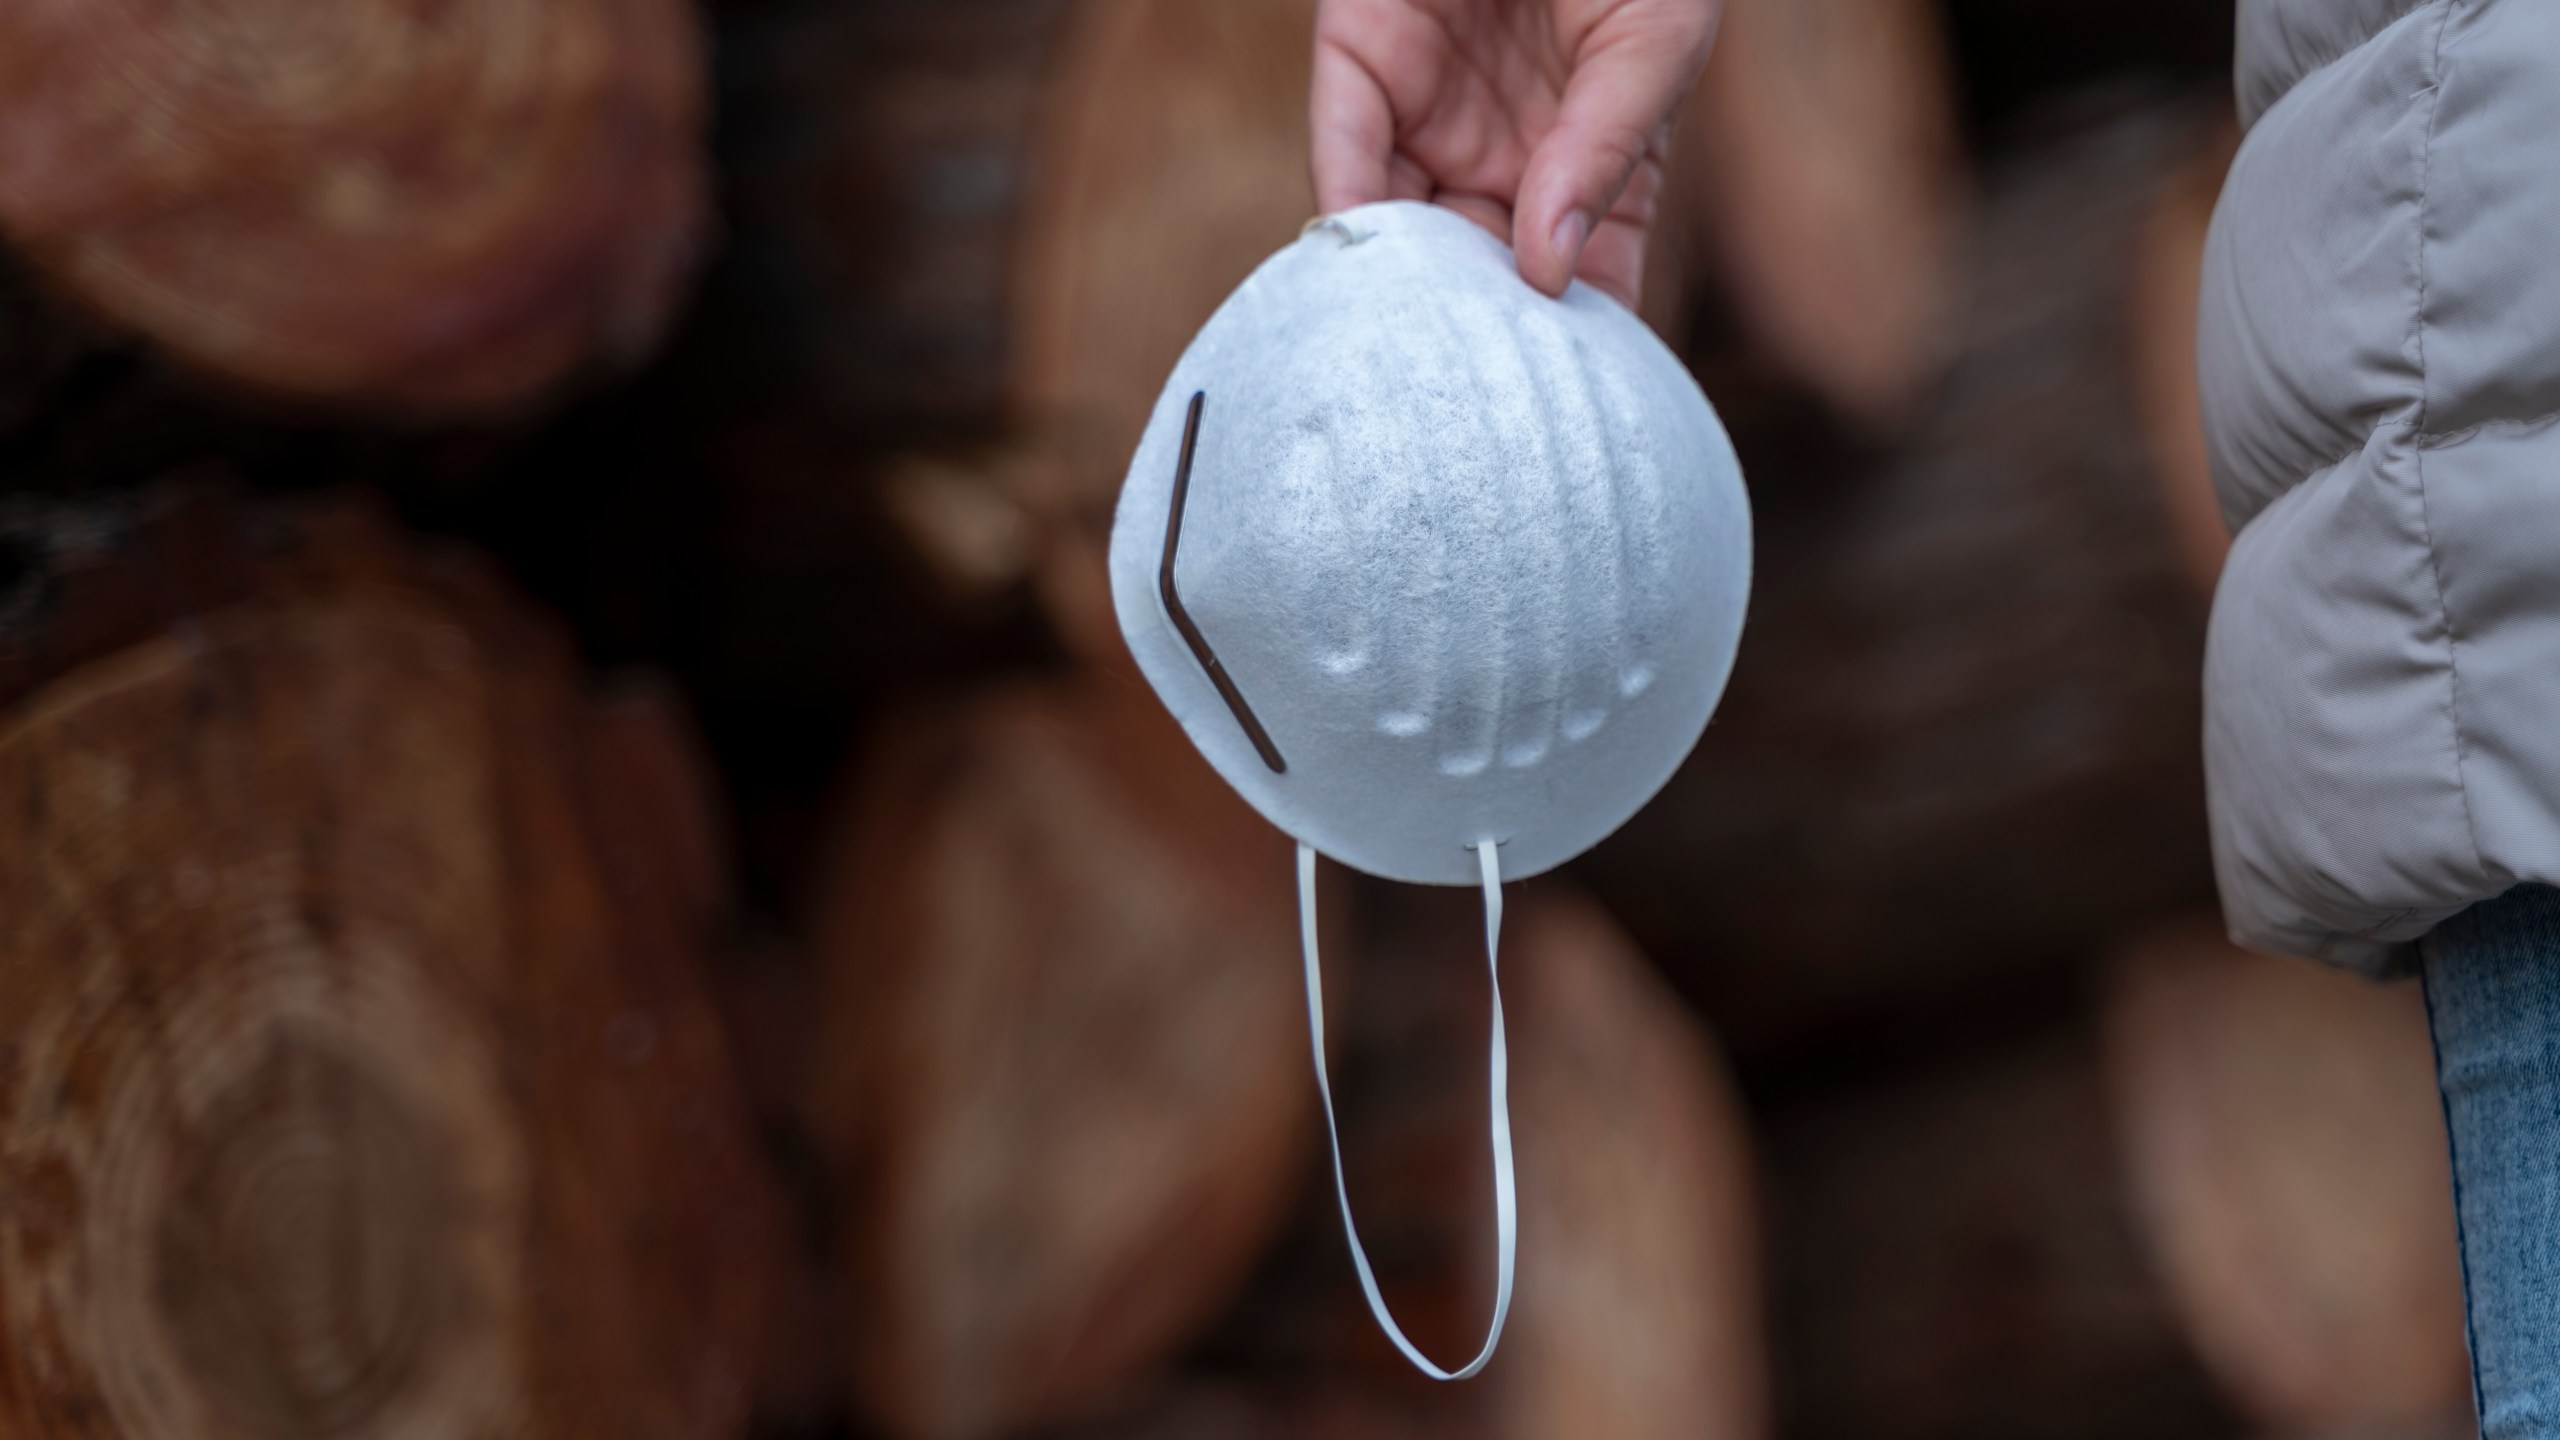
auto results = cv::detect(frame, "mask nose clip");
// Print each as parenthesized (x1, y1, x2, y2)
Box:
(1159, 389, 1289, 774)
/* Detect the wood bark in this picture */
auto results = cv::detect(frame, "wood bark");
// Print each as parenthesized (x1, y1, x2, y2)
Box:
(2101, 920, 2470, 1433)
(0, 488, 778, 1440)
(1580, 99, 2229, 1066)
(1660, 0, 1967, 428)
(0, 0, 708, 414)
(808, 677, 1315, 1440)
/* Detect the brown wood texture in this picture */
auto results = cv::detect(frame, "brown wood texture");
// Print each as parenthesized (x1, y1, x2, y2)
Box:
(0, 490, 777, 1440)
(1667, 0, 1966, 428)
(0, 0, 708, 414)
(809, 677, 1315, 1440)
(1181, 877, 1766, 1440)
(1498, 887, 1769, 1440)
(2101, 920, 2469, 1433)
(1583, 99, 2228, 1065)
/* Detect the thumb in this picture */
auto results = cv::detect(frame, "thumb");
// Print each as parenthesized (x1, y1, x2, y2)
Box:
(1513, 11, 1716, 298)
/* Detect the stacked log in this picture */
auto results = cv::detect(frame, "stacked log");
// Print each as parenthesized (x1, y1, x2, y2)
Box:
(0, 11, 2348, 1440)
(0, 0, 709, 413)
(2101, 923, 2469, 1435)
(807, 678, 1316, 1439)
(1664, 0, 1967, 427)
(1498, 887, 1770, 1440)
(0, 489, 777, 1439)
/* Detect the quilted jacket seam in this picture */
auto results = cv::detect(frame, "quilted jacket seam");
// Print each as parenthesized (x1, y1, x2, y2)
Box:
(2417, 408, 2560, 448)
(2407, 0, 2489, 884)
(2230, 410, 2560, 549)
(2243, 0, 2450, 131)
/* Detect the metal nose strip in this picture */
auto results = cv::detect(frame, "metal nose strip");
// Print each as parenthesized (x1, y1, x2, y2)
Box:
(1159, 390, 1288, 774)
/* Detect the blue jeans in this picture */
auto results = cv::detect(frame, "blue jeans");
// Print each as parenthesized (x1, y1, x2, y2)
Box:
(2426, 883, 2560, 1436)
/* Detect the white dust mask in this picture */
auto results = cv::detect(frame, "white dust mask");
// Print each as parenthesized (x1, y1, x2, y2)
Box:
(1107, 199, 1752, 1378)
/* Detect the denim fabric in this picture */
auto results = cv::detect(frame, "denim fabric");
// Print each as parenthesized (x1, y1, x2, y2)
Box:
(2422, 882, 2560, 1436)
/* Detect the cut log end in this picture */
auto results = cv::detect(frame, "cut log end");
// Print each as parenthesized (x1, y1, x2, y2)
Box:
(150, 1035, 498, 1440)
(2102, 918, 2469, 1433)
(0, 0, 710, 414)
(0, 488, 778, 1440)
(811, 677, 1314, 1440)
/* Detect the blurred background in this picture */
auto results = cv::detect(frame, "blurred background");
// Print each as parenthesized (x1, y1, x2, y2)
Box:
(0, 2, 2478, 1440)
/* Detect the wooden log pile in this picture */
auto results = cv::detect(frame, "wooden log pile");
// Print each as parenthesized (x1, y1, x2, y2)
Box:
(992, 874, 1769, 1440)
(805, 679, 1315, 1439)
(794, 676, 1771, 1440)
(0, 3, 2481, 1440)
(0, 489, 777, 1440)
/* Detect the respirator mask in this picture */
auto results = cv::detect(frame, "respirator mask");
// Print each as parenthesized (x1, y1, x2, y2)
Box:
(1108, 199, 1752, 1378)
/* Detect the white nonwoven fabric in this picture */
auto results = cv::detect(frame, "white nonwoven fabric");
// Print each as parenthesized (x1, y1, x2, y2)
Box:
(1108, 199, 1753, 886)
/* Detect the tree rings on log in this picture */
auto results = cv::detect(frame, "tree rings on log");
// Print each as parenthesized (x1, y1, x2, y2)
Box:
(0, 0, 709, 414)
(0, 490, 777, 1440)
(810, 678, 1314, 1440)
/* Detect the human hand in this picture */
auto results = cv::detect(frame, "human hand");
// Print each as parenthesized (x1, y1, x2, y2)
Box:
(1309, 0, 1722, 307)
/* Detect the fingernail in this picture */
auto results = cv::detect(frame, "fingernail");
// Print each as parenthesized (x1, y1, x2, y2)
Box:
(1550, 211, 1590, 271)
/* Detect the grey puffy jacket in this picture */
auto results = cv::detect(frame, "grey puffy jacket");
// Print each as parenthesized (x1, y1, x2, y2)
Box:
(2203, 0, 2560, 971)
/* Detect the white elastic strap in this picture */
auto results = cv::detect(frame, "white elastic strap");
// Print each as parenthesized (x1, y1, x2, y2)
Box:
(1296, 838, 1516, 1380)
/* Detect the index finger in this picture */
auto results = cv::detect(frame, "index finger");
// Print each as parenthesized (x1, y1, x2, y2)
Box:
(1310, 35, 1395, 215)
